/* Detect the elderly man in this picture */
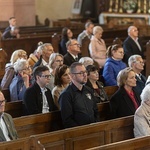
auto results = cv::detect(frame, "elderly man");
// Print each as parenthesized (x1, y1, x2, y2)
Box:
(123, 26, 145, 65)
(77, 21, 94, 46)
(128, 55, 146, 94)
(63, 39, 81, 66)
(59, 62, 99, 128)
(33, 43, 54, 69)
(23, 66, 57, 115)
(0, 92, 18, 142)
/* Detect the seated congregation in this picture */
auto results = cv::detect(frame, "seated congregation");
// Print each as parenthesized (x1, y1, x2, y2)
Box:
(0, 20, 149, 148)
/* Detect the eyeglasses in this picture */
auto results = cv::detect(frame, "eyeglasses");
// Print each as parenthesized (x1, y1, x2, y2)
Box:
(0, 100, 6, 105)
(70, 43, 81, 47)
(40, 75, 51, 79)
(72, 71, 87, 75)
(135, 61, 144, 64)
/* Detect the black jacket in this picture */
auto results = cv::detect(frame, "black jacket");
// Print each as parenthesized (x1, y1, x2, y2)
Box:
(23, 82, 57, 115)
(110, 86, 141, 119)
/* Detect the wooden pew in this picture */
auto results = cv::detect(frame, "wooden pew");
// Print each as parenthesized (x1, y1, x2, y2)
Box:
(11, 101, 111, 138)
(0, 137, 31, 150)
(104, 86, 118, 99)
(87, 136, 150, 150)
(0, 35, 52, 63)
(5, 101, 23, 118)
(3, 86, 118, 120)
(29, 115, 134, 150)
(13, 111, 63, 138)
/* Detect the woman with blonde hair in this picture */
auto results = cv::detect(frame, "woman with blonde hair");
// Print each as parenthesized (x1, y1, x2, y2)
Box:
(1, 49, 27, 90)
(110, 67, 141, 119)
(47, 53, 64, 90)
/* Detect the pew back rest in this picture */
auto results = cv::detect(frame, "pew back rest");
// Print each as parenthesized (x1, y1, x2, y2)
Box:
(30, 115, 134, 150)
(87, 136, 150, 150)
(13, 111, 63, 138)
(5, 101, 23, 118)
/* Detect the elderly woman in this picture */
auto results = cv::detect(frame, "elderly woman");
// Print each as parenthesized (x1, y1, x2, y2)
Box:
(79, 57, 94, 67)
(110, 67, 141, 119)
(134, 85, 150, 137)
(89, 26, 107, 69)
(9, 58, 31, 101)
(85, 65, 108, 103)
(47, 53, 64, 90)
(52, 65, 71, 109)
(1, 49, 27, 90)
(103, 44, 126, 86)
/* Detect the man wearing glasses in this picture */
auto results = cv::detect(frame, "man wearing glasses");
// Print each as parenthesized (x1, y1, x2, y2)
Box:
(23, 66, 57, 115)
(0, 92, 18, 142)
(59, 62, 99, 128)
(64, 39, 81, 66)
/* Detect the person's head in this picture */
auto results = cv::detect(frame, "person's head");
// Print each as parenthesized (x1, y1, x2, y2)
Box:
(62, 27, 73, 40)
(66, 39, 81, 55)
(9, 17, 16, 27)
(11, 26, 19, 36)
(0, 92, 6, 114)
(140, 85, 150, 105)
(54, 65, 71, 86)
(79, 57, 94, 67)
(42, 43, 54, 62)
(49, 53, 64, 69)
(33, 66, 51, 88)
(93, 26, 103, 40)
(107, 44, 124, 60)
(85, 22, 94, 35)
(69, 62, 87, 85)
(86, 65, 99, 82)
(128, 55, 144, 74)
(128, 26, 138, 39)
(10, 49, 27, 64)
(117, 67, 136, 87)
(14, 58, 31, 75)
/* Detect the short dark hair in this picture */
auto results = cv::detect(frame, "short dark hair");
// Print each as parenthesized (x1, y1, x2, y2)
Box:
(86, 65, 98, 75)
(107, 44, 122, 57)
(70, 62, 83, 73)
(62, 27, 69, 40)
(54, 65, 68, 86)
(33, 66, 49, 80)
(9, 17, 15, 20)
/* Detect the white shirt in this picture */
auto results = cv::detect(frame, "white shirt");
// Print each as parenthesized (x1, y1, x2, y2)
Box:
(41, 88, 49, 113)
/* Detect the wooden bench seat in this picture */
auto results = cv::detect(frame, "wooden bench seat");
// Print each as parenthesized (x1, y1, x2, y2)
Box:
(0, 137, 31, 150)
(87, 136, 150, 150)
(29, 115, 134, 150)
(11, 101, 111, 138)
(0, 115, 134, 150)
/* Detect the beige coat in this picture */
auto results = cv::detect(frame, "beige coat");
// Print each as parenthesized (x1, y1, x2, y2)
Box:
(134, 102, 150, 137)
(89, 36, 106, 68)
